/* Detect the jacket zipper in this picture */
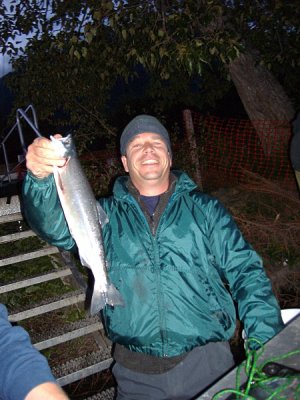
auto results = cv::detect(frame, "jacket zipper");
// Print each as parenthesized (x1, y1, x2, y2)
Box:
(150, 194, 177, 357)
(126, 193, 178, 357)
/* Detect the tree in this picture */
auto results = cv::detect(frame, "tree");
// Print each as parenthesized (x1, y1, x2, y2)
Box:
(0, 0, 299, 152)
(99, 0, 297, 152)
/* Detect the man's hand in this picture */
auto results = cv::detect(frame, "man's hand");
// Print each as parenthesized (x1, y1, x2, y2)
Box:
(26, 134, 66, 179)
(25, 382, 69, 400)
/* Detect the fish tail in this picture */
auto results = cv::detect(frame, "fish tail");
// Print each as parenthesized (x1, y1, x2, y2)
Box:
(89, 284, 124, 315)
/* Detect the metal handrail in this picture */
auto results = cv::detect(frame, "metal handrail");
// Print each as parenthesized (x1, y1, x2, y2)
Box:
(0, 105, 42, 184)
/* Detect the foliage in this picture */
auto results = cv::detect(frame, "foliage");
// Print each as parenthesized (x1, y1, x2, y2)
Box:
(81, 153, 124, 197)
(235, 1, 300, 108)
(212, 171, 300, 309)
(1, 1, 299, 148)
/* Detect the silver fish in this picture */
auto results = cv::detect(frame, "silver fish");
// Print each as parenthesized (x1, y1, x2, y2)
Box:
(51, 134, 123, 315)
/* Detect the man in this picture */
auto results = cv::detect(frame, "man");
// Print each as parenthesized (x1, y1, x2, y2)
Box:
(23, 115, 284, 400)
(0, 303, 69, 400)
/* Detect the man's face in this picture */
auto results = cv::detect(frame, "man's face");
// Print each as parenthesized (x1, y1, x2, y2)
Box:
(121, 132, 172, 193)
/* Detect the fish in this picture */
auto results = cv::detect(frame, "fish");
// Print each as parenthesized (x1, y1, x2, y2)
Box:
(50, 134, 123, 315)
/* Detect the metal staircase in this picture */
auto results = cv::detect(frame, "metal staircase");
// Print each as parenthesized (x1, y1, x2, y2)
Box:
(0, 196, 116, 399)
(0, 103, 116, 399)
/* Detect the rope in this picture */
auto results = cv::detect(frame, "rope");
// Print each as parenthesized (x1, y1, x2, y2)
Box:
(212, 338, 300, 399)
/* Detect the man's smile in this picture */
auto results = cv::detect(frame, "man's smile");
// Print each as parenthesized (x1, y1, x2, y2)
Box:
(141, 159, 159, 165)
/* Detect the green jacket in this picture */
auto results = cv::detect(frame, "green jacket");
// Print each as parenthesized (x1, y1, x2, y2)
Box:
(22, 170, 283, 357)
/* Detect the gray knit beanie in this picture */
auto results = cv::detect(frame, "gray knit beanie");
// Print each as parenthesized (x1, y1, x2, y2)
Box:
(120, 115, 171, 155)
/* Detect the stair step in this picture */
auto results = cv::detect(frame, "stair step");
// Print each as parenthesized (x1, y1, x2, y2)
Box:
(9, 291, 86, 322)
(0, 229, 36, 243)
(0, 212, 22, 223)
(54, 350, 113, 386)
(0, 196, 21, 218)
(0, 267, 72, 294)
(83, 387, 115, 400)
(34, 321, 104, 351)
(30, 315, 105, 346)
(57, 358, 113, 387)
(0, 245, 59, 267)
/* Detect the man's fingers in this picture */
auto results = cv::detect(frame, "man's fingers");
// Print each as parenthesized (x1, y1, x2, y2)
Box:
(31, 137, 65, 162)
(26, 136, 66, 178)
(52, 133, 63, 140)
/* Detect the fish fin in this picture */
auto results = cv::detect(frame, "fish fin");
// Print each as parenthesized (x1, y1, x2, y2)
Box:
(90, 290, 106, 315)
(97, 202, 109, 226)
(89, 284, 124, 315)
(106, 283, 124, 307)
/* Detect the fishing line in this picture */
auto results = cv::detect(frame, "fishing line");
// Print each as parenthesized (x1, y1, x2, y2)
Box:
(211, 338, 300, 400)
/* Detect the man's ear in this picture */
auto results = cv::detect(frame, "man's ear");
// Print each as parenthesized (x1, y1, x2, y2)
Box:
(121, 155, 129, 172)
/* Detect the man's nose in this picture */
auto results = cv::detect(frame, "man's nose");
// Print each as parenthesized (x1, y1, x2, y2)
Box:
(143, 142, 154, 152)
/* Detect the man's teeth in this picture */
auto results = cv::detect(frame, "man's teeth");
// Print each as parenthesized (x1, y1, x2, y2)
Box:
(142, 160, 158, 164)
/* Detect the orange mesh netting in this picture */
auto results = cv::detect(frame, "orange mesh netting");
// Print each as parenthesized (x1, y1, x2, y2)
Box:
(191, 112, 297, 190)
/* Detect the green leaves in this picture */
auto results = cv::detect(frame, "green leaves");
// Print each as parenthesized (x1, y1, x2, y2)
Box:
(1, 0, 299, 148)
(121, 29, 127, 40)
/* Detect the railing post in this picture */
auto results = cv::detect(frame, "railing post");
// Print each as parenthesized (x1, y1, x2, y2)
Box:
(0, 105, 42, 187)
(2, 143, 11, 183)
(16, 106, 42, 154)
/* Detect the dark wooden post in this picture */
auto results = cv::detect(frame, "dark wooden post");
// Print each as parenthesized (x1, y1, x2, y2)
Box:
(182, 109, 203, 190)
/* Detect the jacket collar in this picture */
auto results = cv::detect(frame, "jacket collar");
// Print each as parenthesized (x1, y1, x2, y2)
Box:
(113, 170, 198, 201)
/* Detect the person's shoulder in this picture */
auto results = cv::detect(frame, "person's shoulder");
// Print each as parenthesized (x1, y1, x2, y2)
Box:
(189, 189, 232, 220)
(189, 188, 219, 205)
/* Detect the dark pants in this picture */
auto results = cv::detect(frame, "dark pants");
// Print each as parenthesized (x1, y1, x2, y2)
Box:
(112, 342, 235, 400)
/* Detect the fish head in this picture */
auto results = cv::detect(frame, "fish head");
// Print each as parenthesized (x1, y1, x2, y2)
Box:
(50, 134, 77, 158)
